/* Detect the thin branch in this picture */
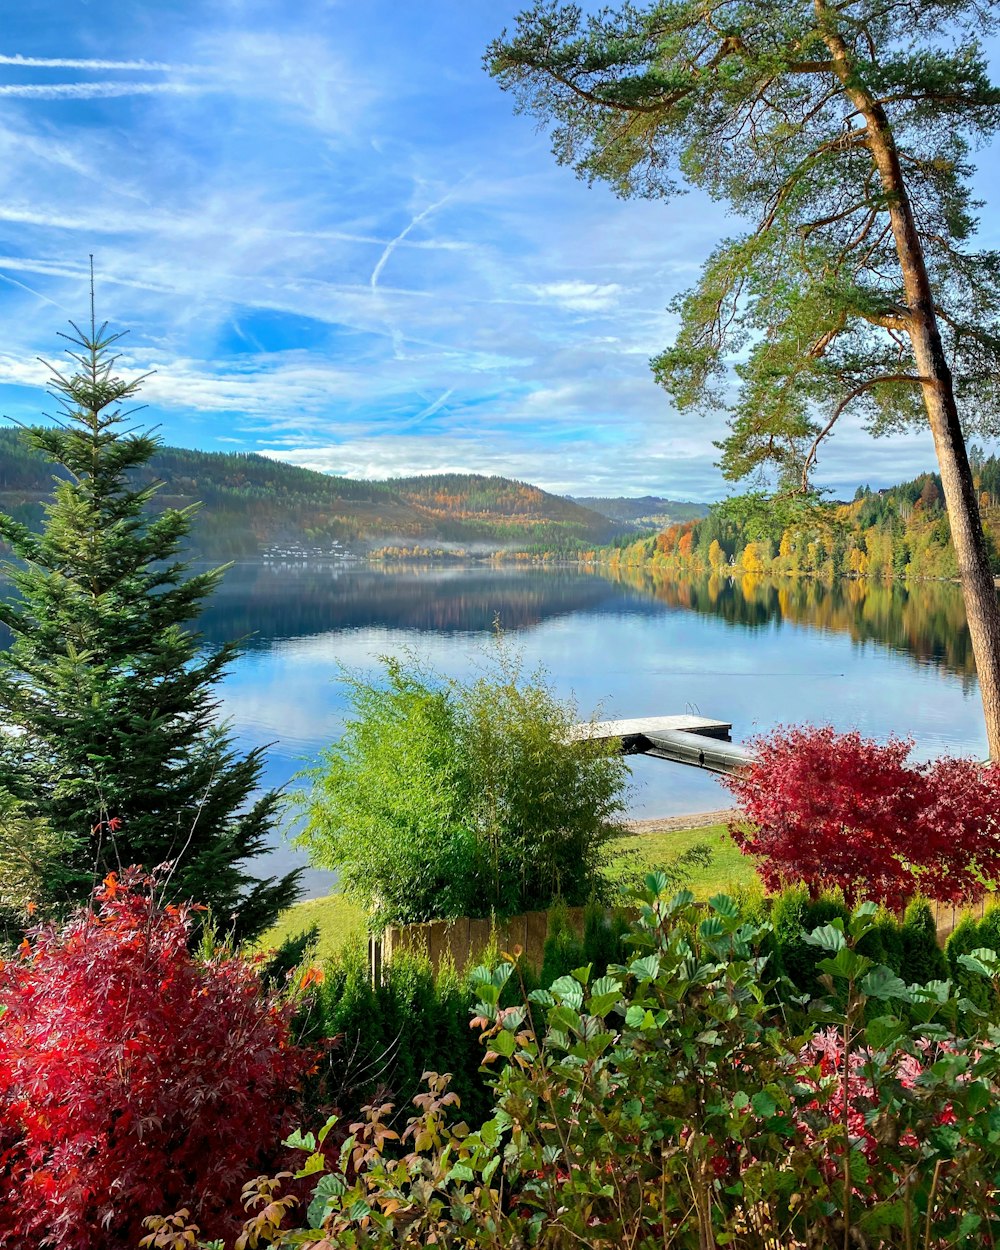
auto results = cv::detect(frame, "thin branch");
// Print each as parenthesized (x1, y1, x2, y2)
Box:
(801, 373, 927, 487)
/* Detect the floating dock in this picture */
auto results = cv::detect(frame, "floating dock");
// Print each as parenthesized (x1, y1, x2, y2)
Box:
(573, 715, 753, 776)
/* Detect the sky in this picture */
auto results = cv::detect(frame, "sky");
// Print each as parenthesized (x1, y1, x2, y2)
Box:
(0, 2, 996, 502)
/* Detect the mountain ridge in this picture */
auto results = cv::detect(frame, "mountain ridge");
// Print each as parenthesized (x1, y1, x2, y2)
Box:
(0, 429, 625, 558)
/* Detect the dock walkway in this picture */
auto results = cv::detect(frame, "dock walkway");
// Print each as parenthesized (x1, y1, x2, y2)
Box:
(573, 715, 753, 776)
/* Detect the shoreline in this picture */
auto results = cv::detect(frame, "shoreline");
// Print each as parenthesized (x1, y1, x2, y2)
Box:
(624, 807, 739, 834)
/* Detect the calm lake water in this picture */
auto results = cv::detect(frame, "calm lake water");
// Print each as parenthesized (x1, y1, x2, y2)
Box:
(199, 562, 987, 896)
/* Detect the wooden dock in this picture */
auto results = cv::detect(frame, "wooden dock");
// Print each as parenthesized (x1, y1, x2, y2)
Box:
(573, 715, 752, 776)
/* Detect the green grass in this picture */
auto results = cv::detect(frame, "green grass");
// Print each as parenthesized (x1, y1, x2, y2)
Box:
(609, 823, 758, 899)
(258, 822, 758, 960)
(258, 890, 366, 961)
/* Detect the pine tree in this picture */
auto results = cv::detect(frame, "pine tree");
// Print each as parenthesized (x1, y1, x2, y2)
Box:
(0, 292, 300, 938)
(488, 0, 1000, 756)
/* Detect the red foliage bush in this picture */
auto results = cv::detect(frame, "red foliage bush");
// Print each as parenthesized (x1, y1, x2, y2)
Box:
(0, 871, 312, 1250)
(725, 725, 1000, 910)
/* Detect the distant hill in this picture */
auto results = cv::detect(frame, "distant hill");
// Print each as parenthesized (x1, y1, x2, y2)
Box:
(0, 430, 623, 558)
(571, 495, 709, 528)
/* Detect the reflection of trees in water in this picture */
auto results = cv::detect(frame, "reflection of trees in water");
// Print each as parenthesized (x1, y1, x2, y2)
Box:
(601, 566, 977, 685)
(5, 559, 973, 685)
(195, 562, 643, 647)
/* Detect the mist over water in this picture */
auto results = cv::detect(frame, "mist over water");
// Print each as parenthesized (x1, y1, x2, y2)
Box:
(204, 563, 986, 896)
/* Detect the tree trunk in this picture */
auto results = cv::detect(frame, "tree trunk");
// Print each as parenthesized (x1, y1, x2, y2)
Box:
(819, 2, 1000, 758)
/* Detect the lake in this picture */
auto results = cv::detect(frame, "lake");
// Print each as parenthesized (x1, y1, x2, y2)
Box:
(202, 562, 987, 896)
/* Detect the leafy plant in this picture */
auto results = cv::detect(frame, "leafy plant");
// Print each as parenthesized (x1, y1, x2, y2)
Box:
(726, 725, 1000, 909)
(0, 298, 299, 938)
(0, 788, 77, 937)
(486, 0, 1000, 759)
(151, 881, 1000, 1248)
(0, 871, 311, 1249)
(296, 648, 629, 927)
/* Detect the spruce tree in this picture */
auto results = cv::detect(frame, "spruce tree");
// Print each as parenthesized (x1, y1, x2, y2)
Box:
(0, 296, 300, 938)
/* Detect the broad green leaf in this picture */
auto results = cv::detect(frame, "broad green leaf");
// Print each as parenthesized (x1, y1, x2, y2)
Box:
(865, 1014, 906, 1050)
(708, 893, 739, 918)
(549, 975, 585, 1008)
(307, 1173, 347, 1227)
(629, 954, 661, 980)
(803, 921, 845, 952)
(492, 1029, 517, 1058)
(818, 946, 870, 980)
(849, 901, 879, 941)
(860, 965, 911, 1002)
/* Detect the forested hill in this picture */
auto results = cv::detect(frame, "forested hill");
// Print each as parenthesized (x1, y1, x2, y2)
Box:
(0, 430, 623, 558)
(571, 495, 708, 528)
(602, 458, 1000, 581)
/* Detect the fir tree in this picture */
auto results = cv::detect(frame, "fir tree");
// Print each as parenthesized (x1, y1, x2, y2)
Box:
(0, 292, 300, 938)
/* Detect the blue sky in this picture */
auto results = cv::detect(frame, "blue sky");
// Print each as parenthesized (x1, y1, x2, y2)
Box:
(0, 2, 996, 502)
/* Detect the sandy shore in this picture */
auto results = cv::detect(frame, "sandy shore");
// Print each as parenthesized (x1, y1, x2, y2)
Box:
(624, 808, 739, 834)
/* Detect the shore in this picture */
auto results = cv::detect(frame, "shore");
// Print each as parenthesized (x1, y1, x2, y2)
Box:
(625, 808, 739, 834)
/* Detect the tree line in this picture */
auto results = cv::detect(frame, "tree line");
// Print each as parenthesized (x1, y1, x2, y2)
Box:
(597, 460, 1000, 584)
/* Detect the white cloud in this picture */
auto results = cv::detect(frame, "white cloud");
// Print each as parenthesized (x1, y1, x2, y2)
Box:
(0, 352, 48, 387)
(258, 428, 727, 499)
(0, 54, 179, 70)
(525, 280, 626, 313)
(0, 3, 990, 505)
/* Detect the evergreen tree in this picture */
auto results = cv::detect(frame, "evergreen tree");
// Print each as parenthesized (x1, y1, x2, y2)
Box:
(0, 298, 300, 938)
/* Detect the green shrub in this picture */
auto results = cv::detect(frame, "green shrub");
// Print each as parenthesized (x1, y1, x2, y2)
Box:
(295, 650, 630, 928)
(771, 886, 851, 992)
(900, 897, 948, 983)
(0, 790, 77, 941)
(947, 901, 1000, 1014)
(581, 899, 631, 978)
(539, 901, 585, 987)
(947, 912, 992, 1012)
(296, 939, 491, 1123)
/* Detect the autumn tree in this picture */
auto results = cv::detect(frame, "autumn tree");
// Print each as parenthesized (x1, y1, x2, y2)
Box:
(0, 297, 300, 937)
(726, 725, 1000, 910)
(487, 0, 1000, 756)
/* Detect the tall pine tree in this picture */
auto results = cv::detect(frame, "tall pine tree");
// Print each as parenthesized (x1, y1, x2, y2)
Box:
(488, 0, 1000, 756)
(0, 291, 300, 939)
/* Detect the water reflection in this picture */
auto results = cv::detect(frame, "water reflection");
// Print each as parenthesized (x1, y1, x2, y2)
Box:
(0, 560, 987, 895)
(597, 566, 977, 688)
(197, 562, 656, 648)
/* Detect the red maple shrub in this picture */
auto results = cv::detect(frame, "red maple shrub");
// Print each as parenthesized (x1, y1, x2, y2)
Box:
(0, 871, 312, 1250)
(725, 725, 1000, 910)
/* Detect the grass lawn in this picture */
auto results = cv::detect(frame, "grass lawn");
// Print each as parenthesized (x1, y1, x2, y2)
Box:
(609, 823, 759, 899)
(258, 890, 366, 961)
(257, 822, 759, 959)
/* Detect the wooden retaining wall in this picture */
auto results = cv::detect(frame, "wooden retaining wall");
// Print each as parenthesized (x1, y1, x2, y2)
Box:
(931, 896, 990, 942)
(374, 905, 591, 981)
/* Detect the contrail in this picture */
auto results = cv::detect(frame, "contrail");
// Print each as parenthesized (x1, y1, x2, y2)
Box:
(397, 387, 455, 431)
(370, 191, 454, 290)
(0, 270, 69, 311)
(0, 82, 202, 98)
(0, 54, 177, 70)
